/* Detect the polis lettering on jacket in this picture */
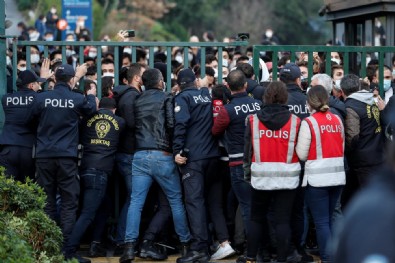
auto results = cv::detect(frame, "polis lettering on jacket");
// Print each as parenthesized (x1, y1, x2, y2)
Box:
(320, 124, 342, 133)
(235, 103, 260, 115)
(193, 95, 211, 104)
(44, 98, 75, 108)
(288, 104, 309, 115)
(259, 129, 289, 139)
(6, 96, 34, 106)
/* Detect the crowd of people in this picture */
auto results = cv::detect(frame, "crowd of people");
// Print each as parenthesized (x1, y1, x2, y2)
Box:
(1, 25, 395, 263)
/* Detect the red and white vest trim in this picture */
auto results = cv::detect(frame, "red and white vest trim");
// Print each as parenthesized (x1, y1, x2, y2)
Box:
(302, 112, 346, 187)
(250, 114, 301, 190)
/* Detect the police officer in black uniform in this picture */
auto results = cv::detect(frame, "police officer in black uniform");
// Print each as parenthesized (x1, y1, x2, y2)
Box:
(65, 97, 125, 263)
(32, 63, 96, 252)
(0, 69, 45, 181)
(173, 68, 220, 263)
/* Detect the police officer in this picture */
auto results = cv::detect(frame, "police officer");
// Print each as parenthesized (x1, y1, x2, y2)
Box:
(0, 69, 45, 181)
(241, 81, 301, 263)
(65, 97, 124, 263)
(212, 69, 261, 238)
(296, 86, 346, 263)
(174, 68, 219, 263)
(32, 63, 96, 251)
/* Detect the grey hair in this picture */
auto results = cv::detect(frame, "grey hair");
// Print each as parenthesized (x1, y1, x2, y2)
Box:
(341, 74, 360, 96)
(311, 74, 333, 95)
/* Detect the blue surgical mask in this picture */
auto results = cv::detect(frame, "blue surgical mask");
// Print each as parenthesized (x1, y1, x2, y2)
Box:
(383, 79, 392, 91)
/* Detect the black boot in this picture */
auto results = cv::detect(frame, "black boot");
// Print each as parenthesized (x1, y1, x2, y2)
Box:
(236, 255, 256, 263)
(176, 249, 210, 263)
(180, 242, 190, 257)
(89, 241, 107, 257)
(139, 240, 167, 260)
(119, 242, 135, 263)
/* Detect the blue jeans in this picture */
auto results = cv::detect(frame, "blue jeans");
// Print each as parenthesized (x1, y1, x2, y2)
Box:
(124, 150, 191, 243)
(65, 169, 108, 254)
(305, 185, 343, 262)
(115, 153, 133, 244)
(229, 165, 252, 235)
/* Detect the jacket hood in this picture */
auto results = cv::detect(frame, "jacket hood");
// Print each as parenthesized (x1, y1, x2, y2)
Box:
(257, 104, 291, 130)
(112, 85, 132, 99)
(348, 90, 375, 105)
(329, 96, 346, 118)
(246, 79, 259, 93)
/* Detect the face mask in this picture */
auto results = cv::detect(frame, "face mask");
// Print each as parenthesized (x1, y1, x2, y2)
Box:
(66, 38, 74, 42)
(334, 79, 341, 89)
(141, 85, 145, 91)
(162, 82, 167, 92)
(29, 32, 39, 41)
(265, 30, 273, 38)
(103, 72, 114, 77)
(6, 56, 11, 66)
(45, 36, 54, 41)
(31, 54, 40, 64)
(383, 79, 392, 91)
(123, 48, 132, 54)
(88, 52, 97, 58)
(213, 68, 218, 78)
(331, 58, 341, 65)
(77, 22, 84, 27)
(51, 8, 56, 14)
(188, 53, 193, 62)
(18, 67, 26, 72)
(175, 54, 183, 64)
(66, 49, 75, 57)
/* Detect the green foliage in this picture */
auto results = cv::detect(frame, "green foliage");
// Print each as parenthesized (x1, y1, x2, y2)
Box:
(160, 0, 230, 40)
(150, 23, 180, 41)
(0, 174, 76, 263)
(16, 0, 38, 11)
(93, 0, 105, 39)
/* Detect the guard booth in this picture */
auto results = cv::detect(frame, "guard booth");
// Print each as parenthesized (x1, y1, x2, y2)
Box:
(323, 0, 395, 65)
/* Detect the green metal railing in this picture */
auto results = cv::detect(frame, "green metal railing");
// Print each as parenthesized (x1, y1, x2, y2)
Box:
(253, 45, 395, 97)
(13, 40, 248, 97)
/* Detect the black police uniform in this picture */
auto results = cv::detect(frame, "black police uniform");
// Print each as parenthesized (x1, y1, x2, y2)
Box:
(173, 86, 219, 256)
(0, 87, 37, 181)
(32, 81, 96, 247)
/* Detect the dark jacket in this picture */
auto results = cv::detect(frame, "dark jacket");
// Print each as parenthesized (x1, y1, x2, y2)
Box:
(329, 96, 346, 123)
(286, 83, 309, 119)
(134, 88, 174, 153)
(32, 82, 97, 158)
(173, 86, 219, 162)
(212, 92, 261, 166)
(113, 85, 140, 154)
(80, 109, 125, 173)
(246, 79, 266, 102)
(344, 91, 385, 168)
(243, 104, 292, 179)
(0, 88, 37, 147)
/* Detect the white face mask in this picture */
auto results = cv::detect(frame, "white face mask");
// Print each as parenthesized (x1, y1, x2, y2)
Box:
(334, 79, 341, 89)
(123, 48, 132, 54)
(18, 67, 26, 72)
(31, 54, 40, 64)
(66, 49, 75, 57)
(103, 72, 114, 77)
(88, 52, 97, 58)
(45, 36, 54, 41)
(331, 58, 341, 65)
(51, 8, 56, 14)
(175, 54, 183, 64)
(188, 53, 193, 62)
(265, 30, 273, 38)
(6, 56, 11, 66)
(29, 32, 40, 41)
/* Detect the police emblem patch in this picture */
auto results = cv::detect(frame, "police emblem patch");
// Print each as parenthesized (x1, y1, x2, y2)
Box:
(175, 105, 181, 113)
(95, 120, 110, 139)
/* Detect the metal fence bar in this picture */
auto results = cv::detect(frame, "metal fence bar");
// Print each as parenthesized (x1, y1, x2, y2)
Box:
(114, 46, 120, 87)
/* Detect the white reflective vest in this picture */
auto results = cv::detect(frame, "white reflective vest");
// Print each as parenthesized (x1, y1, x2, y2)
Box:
(250, 114, 301, 190)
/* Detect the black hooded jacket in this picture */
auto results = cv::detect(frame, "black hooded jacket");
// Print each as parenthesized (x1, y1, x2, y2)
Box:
(329, 96, 346, 123)
(112, 85, 140, 154)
